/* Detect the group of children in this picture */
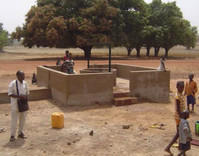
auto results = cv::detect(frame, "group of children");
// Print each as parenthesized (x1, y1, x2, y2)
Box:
(56, 50, 75, 74)
(165, 74, 198, 156)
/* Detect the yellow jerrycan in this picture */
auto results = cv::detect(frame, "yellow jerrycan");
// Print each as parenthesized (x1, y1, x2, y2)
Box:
(51, 112, 64, 129)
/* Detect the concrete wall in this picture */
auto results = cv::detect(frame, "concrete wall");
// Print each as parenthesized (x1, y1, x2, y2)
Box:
(0, 88, 51, 104)
(90, 64, 156, 80)
(115, 64, 156, 80)
(37, 64, 170, 104)
(37, 66, 114, 106)
(129, 70, 170, 103)
(37, 66, 51, 88)
(80, 68, 117, 86)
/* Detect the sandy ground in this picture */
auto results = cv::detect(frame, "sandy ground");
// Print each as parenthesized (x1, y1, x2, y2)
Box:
(1, 47, 199, 156)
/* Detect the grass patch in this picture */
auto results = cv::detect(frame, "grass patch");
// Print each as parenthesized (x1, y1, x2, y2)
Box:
(3, 43, 199, 60)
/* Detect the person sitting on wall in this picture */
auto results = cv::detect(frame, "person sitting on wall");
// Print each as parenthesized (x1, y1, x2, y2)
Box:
(61, 61, 68, 73)
(63, 50, 69, 61)
(32, 73, 37, 84)
(61, 53, 75, 74)
(65, 53, 75, 74)
(157, 56, 166, 71)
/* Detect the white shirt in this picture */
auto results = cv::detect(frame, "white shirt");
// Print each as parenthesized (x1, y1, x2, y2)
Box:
(179, 119, 192, 144)
(157, 59, 165, 71)
(8, 80, 29, 111)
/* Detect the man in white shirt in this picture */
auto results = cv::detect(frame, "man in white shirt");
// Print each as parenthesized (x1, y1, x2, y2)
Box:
(8, 71, 29, 142)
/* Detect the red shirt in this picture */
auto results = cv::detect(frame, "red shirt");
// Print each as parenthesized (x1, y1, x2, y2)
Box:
(64, 56, 69, 61)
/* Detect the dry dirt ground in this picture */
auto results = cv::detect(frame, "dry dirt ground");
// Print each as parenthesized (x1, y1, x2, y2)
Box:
(0, 47, 199, 156)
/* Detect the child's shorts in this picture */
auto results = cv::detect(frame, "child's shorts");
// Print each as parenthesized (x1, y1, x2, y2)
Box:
(187, 95, 196, 105)
(179, 142, 191, 151)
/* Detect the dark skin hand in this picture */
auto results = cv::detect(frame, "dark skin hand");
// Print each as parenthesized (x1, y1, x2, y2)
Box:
(9, 94, 27, 100)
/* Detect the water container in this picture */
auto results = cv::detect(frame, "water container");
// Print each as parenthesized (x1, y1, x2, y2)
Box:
(195, 121, 199, 136)
(51, 112, 64, 129)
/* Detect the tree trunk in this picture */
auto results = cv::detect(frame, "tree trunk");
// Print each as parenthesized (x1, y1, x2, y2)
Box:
(126, 47, 132, 56)
(136, 47, 141, 57)
(154, 47, 160, 57)
(0, 47, 3, 52)
(164, 48, 169, 58)
(146, 47, 151, 56)
(81, 46, 92, 68)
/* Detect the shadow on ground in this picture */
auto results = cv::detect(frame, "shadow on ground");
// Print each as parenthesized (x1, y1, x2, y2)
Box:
(48, 99, 113, 113)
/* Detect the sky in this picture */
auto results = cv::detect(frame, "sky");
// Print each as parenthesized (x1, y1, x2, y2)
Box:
(0, 0, 199, 33)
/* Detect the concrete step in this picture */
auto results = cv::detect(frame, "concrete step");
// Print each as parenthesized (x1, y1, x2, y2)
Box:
(113, 92, 130, 98)
(0, 87, 51, 104)
(114, 97, 138, 106)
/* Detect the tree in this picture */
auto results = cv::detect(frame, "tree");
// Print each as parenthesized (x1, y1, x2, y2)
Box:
(148, 0, 198, 57)
(113, 0, 148, 56)
(182, 25, 198, 50)
(0, 23, 9, 52)
(11, 26, 23, 41)
(13, 0, 119, 67)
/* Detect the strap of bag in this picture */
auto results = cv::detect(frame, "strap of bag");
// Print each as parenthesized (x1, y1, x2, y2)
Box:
(16, 80, 19, 96)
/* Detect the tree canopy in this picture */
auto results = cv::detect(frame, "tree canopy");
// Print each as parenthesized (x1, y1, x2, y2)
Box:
(12, 0, 198, 58)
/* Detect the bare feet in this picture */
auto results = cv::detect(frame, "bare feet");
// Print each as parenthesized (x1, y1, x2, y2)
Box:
(165, 148, 173, 156)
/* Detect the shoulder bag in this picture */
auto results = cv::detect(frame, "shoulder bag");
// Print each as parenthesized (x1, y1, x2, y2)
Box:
(16, 80, 29, 112)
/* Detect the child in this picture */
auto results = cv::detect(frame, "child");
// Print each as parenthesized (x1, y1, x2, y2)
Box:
(178, 110, 192, 156)
(165, 81, 186, 155)
(66, 53, 75, 74)
(185, 73, 198, 112)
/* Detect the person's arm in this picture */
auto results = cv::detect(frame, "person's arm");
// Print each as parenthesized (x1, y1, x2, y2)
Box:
(9, 94, 20, 98)
(8, 81, 23, 99)
(194, 82, 198, 94)
(184, 83, 187, 95)
(25, 82, 29, 99)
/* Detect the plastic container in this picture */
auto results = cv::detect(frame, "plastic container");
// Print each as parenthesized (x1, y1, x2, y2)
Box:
(195, 121, 199, 136)
(51, 112, 64, 129)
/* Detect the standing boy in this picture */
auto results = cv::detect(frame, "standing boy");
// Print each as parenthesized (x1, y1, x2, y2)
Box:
(165, 81, 186, 155)
(178, 110, 192, 156)
(185, 73, 198, 112)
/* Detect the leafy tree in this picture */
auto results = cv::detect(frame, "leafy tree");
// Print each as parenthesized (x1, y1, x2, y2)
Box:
(182, 25, 198, 50)
(147, 0, 198, 57)
(12, 0, 198, 59)
(113, 0, 148, 56)
(11, 26, 23, 41)
(13, 0, 119, 67)
(143, 25, 163, 56)
(0, 23, 9, 52)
